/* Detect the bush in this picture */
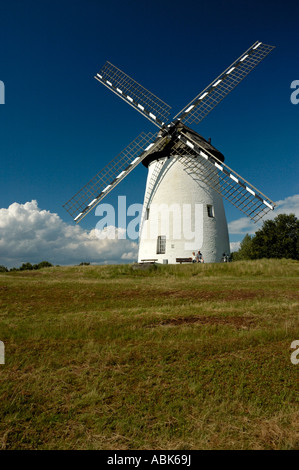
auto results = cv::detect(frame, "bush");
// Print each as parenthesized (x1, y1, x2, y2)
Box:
(10, 261, 53, 271)
(20, 263, 34, 271)
(37, 261, 53, 269)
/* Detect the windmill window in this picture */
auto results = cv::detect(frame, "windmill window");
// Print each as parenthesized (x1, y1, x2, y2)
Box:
(157, 235, 166, 254)
(146, 207, 150, 220)
(207, 205, 214, 218)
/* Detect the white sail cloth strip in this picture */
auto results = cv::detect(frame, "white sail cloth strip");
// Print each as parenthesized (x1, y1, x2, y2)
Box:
(174, 42, 275, 125)
(171, 131, 275, 222)
(95, 61, 171, 128)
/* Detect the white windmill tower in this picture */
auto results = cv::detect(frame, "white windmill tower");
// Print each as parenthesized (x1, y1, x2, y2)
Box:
(64, 41, 276, 264)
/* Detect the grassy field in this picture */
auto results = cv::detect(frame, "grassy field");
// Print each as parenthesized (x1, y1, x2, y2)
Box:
(0, 259, 298, 450)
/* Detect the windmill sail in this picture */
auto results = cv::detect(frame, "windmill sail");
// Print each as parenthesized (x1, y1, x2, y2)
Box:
(63, 131, 166, 223)
(95, 61, 171, 128)
(173, 41, 275, 125)
(170, 128, 275, 222)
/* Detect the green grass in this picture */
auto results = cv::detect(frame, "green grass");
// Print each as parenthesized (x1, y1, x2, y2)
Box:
(0, 259, 298, 449)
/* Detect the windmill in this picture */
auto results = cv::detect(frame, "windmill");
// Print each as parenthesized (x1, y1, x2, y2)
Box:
(63, 41, 276, 263)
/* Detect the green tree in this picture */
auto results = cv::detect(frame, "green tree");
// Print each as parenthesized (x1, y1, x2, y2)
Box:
(232, 214, 299, 261)
(250, 213, 299, 260)
(231, 234, 253, 260)
(0, 265, 8, 272)
(20, 262, 33, 271)
(37, 261, 53, 269)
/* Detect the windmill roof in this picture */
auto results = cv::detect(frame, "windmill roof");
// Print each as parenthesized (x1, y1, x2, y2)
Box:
(142, 123, 225, 168)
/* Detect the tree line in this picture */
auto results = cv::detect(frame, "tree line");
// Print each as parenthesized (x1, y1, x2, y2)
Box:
(0, 261, 53, 272)
(231, 214, 299, 261)
(0, 261, 91, 272)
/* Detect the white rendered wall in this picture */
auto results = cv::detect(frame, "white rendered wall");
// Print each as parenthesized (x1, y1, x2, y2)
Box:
(138, 155, 230, 264)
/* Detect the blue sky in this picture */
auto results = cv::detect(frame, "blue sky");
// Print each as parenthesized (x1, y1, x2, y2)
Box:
(0, 0, 298, 266)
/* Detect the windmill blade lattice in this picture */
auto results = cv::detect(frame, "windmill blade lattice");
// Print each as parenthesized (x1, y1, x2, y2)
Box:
(63, 131, 166, 223)
(174, 41, 275, 125)
(95, 62, 171, 128)
(170, 130, 275, 222)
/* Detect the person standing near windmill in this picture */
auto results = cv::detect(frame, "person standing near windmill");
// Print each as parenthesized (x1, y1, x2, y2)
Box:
(196, 251, 204, 263)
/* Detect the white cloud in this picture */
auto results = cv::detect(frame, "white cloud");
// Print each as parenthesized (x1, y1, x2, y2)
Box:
(121, 252, 137, 260)
(228, 216, 256, 236)
(228, 194, 299, 236)
(230, 241, 241, 252)
(275, 194, 299, 217)
(0, 201, 138, 268)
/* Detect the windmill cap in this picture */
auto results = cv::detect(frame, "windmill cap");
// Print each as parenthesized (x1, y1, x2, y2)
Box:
(142, 123, 225, 168)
